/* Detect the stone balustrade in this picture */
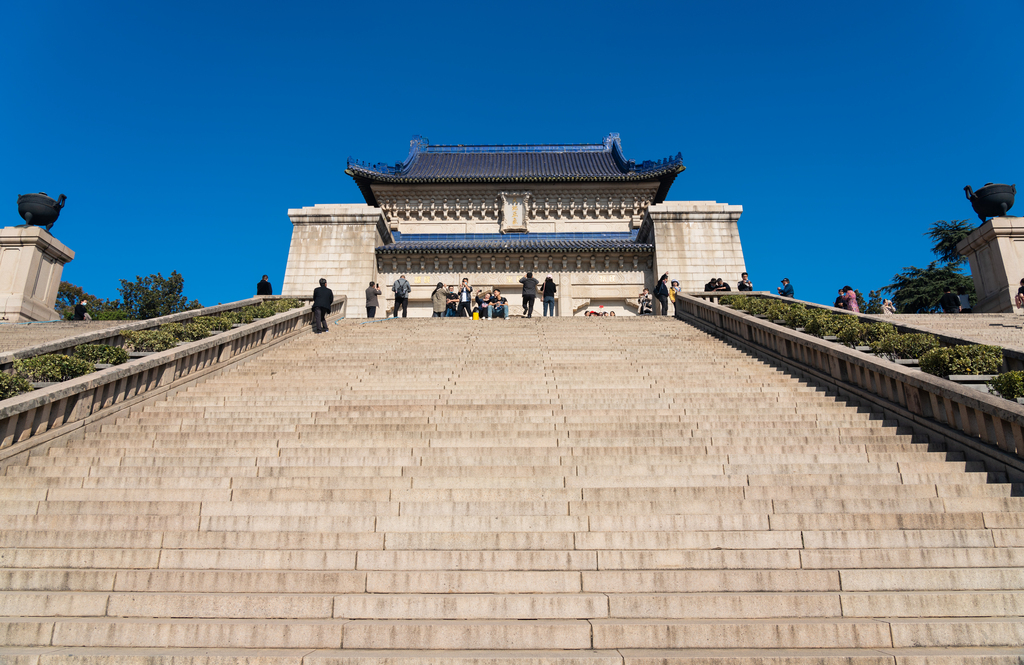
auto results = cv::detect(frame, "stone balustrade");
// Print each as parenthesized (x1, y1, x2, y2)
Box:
(675, 293, 1024, 478)
(0, 295, 316, 371)
(0, 297, 345, 466)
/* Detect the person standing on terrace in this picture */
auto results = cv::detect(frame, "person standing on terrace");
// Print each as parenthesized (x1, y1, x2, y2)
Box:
(777, 278, 794, 298)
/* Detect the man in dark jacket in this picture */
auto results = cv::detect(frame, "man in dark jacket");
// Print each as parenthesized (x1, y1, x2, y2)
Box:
(939, 286, 961, 313)
(256, 275, 272, 295)
(519, 272, 539, 318)
(654, 274, 670, 316)
(312, 278, 333, 333)
(73, 300, 89, 321)
(366, 281, 381, 319)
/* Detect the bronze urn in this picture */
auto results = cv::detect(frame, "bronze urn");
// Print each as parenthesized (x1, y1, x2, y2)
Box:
(964, 183, 1015, 222)
(16, 192, 67, 231)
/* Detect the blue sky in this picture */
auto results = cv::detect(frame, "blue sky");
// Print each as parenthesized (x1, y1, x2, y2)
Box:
(3, 0, 1022, 309)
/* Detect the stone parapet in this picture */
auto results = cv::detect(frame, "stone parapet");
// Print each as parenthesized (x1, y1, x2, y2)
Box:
(648, 201, 746, 293)
(957, 216, 1024, 314)
(281, 204, 390, 317)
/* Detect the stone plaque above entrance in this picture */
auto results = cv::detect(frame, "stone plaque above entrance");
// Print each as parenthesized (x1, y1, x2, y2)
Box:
(499, 191, 530, 233)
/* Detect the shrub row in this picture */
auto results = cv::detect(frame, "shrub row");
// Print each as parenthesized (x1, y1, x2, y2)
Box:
(718, 295, 1004, 377)
(2, 299, 307, 400)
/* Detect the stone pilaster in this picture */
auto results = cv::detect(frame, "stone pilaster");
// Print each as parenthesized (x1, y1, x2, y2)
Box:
(648, 201, 746, 292)
(281, 204, 391, 318)
(957, 216, 1024, 314)
(0, 227, 75, 322)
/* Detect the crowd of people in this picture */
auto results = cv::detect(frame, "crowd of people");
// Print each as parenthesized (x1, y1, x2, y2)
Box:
(372, 273, 561, 320)
(313, 271, 1024, 325)
(315, 271, 1024, 324)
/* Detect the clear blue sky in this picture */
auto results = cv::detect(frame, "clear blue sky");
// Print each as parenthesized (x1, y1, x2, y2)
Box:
(3, 0, 1022, 309)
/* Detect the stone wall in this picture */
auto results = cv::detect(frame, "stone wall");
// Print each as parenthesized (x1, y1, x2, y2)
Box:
(281, 204, 390, 318)
(280, 199, 747, 318)
(649, 201, 746, 292)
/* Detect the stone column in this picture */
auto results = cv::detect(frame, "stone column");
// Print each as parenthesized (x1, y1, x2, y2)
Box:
(648, 201, 746, 293)
(281, 204, 391, 318)
(0, 227, 75, 322)
(957, 216, 1024, 314)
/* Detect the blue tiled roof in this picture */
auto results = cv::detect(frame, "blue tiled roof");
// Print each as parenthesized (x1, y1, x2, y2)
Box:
(347, 133, 684, 206)
(376, 236, 652, 255)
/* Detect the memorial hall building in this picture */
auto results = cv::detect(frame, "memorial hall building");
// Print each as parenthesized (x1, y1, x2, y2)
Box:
(282, 133, 747, 317)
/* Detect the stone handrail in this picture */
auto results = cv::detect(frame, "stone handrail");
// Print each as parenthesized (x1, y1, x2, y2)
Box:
(0, 297, 345, 465)
(675, 293, 1024, 477)
(0, 295, 313, 371)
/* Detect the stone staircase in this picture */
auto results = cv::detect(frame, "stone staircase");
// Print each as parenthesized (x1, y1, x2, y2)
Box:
(1, 316, 1022, 663)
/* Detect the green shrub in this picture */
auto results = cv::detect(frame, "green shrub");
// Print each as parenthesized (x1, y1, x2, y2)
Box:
(224, 308, 256, 326)
(837, 321, 897, 348)
(249, 302, 278, 318)
(13, 354, 95, 382)
(782, 304, 812, 328)
(989, 371, 1024, 401)
(719, 295, 742, 308)
(73, 344, 129, 365)
(836, 323, 867, 347)
(272, 298, 301, 312)
(870, 333, 941, 360)
(863, 322, 897, 344)
(919, 345, 1003, 378)
(763, 300, 792, 322)
(194, 315, 233, 332)
(120, 329, 177, 353)
(159, 322, 210, 343)
(94, 310, 130, 320)
(803, 312, 861, 338)
(0, 373, 33, 400)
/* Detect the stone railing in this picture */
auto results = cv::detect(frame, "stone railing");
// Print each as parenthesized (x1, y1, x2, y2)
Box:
(0, 297, 345, 466)
(675, 293, 1024, 479)
(687, 291, 1024, 372)
(0, 296, 315, 371)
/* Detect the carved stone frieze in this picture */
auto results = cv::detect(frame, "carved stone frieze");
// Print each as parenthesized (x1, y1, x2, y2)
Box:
(373, 183, 659, 226)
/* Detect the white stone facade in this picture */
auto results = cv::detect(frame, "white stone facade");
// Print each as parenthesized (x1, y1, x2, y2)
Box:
(282, 187, 746, 318)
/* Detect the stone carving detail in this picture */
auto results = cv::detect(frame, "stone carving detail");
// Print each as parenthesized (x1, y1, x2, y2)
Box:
(499, 191, 530, 233)
(374, 186, 657, 224)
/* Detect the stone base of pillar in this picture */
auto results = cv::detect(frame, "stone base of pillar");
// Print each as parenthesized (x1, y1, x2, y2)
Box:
(0, 226, 75, 322)
(957, 216, 1024, 314)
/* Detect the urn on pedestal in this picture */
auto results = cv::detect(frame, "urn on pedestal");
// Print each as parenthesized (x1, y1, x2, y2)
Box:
(1, 191, 75, 322)
(964, 183, 1015, 222)
(16, 192, 66, 231)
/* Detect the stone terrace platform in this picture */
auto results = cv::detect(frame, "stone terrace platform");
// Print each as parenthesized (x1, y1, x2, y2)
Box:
(887, 314, 1024, 353)
(0, 321, 127, 353)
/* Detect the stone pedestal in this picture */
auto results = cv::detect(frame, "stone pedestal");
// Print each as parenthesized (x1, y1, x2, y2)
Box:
(0, 226, 75, 322)
(281, 204, 392, 318)
(956, 216, 1024, 314)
